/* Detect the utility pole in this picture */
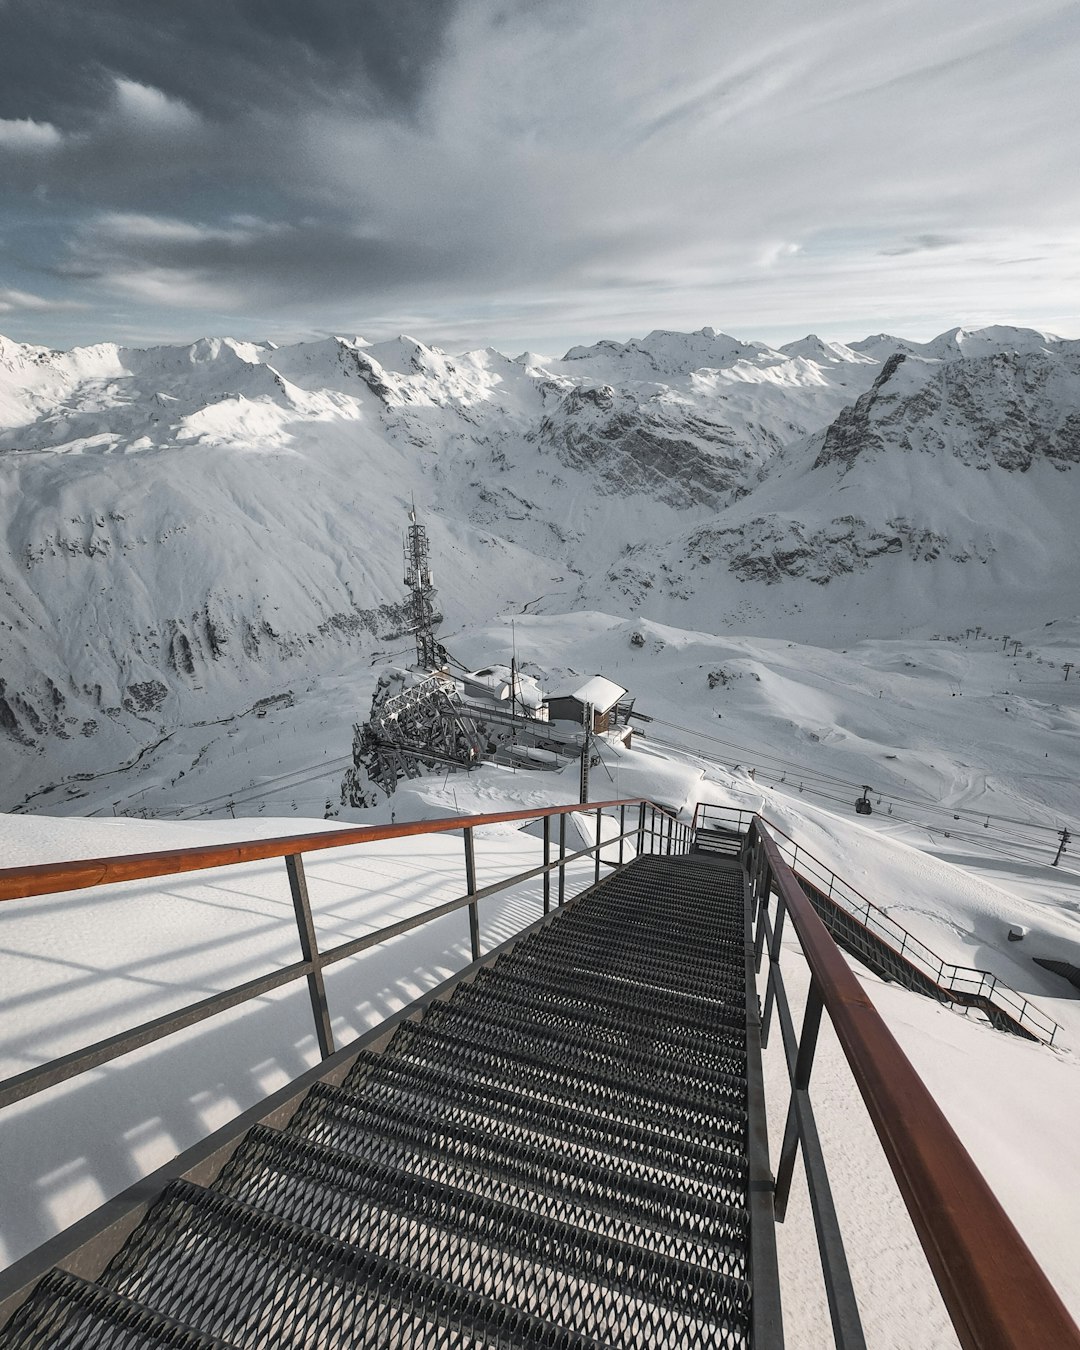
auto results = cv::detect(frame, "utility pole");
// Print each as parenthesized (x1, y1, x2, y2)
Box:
(973, 626, 982, 640)
(1064, 662, 1074, 682)
(1053, 828, 1070, 867)
(1002, 634, 1010, 652)
(579, 701, 593, 804)
(1011, 641, 1022, 657)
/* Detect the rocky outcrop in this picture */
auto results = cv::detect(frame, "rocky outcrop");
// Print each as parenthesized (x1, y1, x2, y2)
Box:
(815, 350, 1080, 473)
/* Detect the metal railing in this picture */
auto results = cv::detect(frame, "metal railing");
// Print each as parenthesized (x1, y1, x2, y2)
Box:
(695, 803, 1059, 1044)
(0, 798, 692, 1114)
(742, 815, 1080, 1350)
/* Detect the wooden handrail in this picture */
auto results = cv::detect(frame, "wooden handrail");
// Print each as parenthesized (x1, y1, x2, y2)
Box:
(754, 822, 1080, 1350)
(0, 798, 652, 902)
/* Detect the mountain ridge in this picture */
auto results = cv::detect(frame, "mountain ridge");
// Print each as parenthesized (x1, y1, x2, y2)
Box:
(2, 322, 1077, 804)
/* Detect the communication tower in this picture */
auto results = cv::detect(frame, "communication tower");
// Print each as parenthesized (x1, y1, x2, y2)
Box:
(403, 505, 442, 670)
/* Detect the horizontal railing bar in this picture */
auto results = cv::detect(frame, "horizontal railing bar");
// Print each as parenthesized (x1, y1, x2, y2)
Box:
(798, 873, 1054, 1038)
(0, 958, 313, 1111)
(761, 817, 1056, 1041)
(753, 823, 1080, 1350)
(319, 834, 617, 969)
(0, 797, 654, 902)
(2, 813, 652, 1109)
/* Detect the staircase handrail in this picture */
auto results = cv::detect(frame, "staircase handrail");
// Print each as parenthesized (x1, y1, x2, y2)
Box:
(0, 797, 659, 903)
(695, 804, 1060, 1045)
(748, 818, 1080, 1350)
(0, 797, 691, 1116)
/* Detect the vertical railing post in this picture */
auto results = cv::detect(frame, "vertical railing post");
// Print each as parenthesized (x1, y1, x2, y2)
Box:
(774, 979, 824, 1219)
(618, 804, 626, 867)
(637, 802, 646, 856)
(285, 853, 335, 1060)
(543, 813, 551, 915)
(558, 812, 567, 907)
(594, 806, 603, 885)
(761, 874, 787, 1046)
(666, 814, 673, 856)
(464, 826, 480, 962)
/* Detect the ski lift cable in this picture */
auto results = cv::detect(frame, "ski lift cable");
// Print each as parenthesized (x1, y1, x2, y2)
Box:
(644, 715, 1072, 835)
(173, 756, 354, 817)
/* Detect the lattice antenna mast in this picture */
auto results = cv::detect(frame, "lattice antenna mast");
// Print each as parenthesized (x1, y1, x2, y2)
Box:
(403, 504, 440, 670)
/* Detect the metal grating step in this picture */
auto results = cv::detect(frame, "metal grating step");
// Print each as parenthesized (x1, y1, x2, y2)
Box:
(328, 1056, 749, 1196)
(417, 996, 748, 1085)
(387, 1022, 748, 1146)
(213, 1125, 751, 1297)
(244, 1114, 749, 1276)
(456, 969, 748, 1059)
(103, 1179, 748, 1350)
(0, 1270, 232, 1350)
(101, 1180, 610, 1350)
(0, 849, 757, 1350)
(282, 1081, 749, 1253)
(497, 952, 747, 1025)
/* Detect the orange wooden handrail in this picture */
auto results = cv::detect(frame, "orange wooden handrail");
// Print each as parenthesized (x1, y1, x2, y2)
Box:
(754, 821, 1080, 1350)
(0, 798, 652, 902)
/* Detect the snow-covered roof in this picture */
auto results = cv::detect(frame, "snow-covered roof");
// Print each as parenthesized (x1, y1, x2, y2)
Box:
(548, 674, 627, 714)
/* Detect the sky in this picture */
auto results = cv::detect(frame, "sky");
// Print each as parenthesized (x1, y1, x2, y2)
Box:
(1, 0, 1078, 356)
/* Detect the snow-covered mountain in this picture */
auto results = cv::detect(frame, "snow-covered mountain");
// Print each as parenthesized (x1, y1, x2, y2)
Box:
(1, 322, 1078, 806)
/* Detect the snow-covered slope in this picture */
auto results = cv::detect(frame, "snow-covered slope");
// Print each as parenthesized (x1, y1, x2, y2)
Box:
(585, 342, 1080, 637)
(2, 323, 1079, 807)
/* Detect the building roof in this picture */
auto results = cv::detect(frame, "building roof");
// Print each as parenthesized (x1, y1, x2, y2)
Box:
(547, 674, 627, 714)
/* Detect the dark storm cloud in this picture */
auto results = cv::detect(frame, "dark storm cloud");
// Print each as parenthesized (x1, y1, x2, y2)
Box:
(0, 0, 457, 125)
(61, 213, 461, 306)
(0, 0, 1077, 349)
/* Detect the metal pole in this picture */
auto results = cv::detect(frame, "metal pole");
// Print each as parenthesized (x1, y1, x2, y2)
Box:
(464, 826, 480, 962)
(285, 854, 335, 1059)
(637, 801, 646, 856)
(558, 812, 566, 907)
(543, 813, 551, 914)
(618, 804, 625, 867)
(774, 980, 825, 1218)
(761, 880, 787, 1046)
(594, 806, 603, 885)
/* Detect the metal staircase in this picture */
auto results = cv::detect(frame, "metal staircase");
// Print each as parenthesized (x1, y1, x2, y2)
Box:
(0, 852, 768, 1349)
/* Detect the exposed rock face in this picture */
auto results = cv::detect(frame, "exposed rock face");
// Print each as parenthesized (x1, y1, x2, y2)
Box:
(2, 323, 1079, 766)
(816, 350, 1080, 473)
(537, 386, 766, 508)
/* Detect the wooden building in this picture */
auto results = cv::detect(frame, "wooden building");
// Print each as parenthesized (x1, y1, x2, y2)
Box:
(544, 675, 629, 734)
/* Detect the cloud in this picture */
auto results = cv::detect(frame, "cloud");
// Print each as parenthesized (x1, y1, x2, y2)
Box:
(1, 0, 1079, 348)
(111, 78, 200, 133)
(0, 117, 62, 151)
(0, 288, 85, 313)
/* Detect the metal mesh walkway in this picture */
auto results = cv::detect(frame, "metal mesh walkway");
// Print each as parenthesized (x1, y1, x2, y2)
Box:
(1, 853, 756, 1350)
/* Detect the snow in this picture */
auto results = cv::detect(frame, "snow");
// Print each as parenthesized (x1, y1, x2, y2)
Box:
(551, 673, 627, 712)
(2, 319, 1080, 1341)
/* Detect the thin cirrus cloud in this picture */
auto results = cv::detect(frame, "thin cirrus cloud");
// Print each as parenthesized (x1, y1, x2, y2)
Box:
(0, 0, 1077, 352)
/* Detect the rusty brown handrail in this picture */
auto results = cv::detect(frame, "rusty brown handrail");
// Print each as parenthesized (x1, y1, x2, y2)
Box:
(753, 820, 1080, 1350)
(0, 796, 688, 1116)
(0, 797, 648, 902)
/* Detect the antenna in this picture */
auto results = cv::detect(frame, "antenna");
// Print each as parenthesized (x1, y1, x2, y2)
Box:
(402, 503, 441, 670)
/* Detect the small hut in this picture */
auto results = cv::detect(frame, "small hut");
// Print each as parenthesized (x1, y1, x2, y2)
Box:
(544, 675, 628, 734)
